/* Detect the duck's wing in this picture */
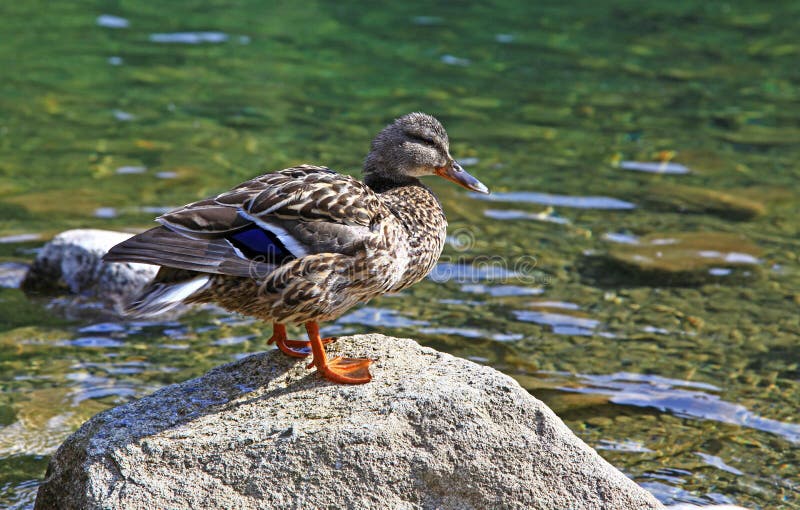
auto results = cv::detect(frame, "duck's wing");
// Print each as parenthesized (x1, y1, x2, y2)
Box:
(104, 165, 388, 277)
(103, 226, 274, 278)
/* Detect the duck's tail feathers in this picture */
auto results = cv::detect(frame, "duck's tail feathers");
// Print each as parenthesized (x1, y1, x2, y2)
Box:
(125, 275, 210, 317)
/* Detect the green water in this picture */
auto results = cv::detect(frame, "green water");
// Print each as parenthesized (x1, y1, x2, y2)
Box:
(2, 1, 800, 508)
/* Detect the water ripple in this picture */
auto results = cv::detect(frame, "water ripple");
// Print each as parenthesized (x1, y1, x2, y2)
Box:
(96, 14, 129, 29)
(0, 263, 28, 289)
(337, 307, 428, 329)
(149, 32, 229, 44)
(472, 191, 636, 210)
(645, 480, 742, 507)
(484, 209, 571, 224)
(460, 284, 544, 297)
(595, 439, 653, 453)
(78, 322, 128, 334)
(560, 372, 800, 443)
(620, 160, 690, 174)
(440, 54, 470, 66)
(514, 310, 601, 336)
(0, 234, 40, 244)
(429, 262, 522, 283)
(69, 337, 125, 348)
(694, 452, 744, 476)
(115, 166, 147, 175)
(418, 326, 522, 342)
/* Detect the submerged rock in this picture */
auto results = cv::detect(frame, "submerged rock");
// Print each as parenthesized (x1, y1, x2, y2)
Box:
(607, 232, 761, 272)
(594, 232, 762, 286)
(35, 335, 663, 510)
(639, 184, 765, 221)
(716, 125, 800, 146)
(21, 229, 156, 309)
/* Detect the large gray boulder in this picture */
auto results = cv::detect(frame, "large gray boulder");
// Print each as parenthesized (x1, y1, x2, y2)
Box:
(21, 229, 157, 309)
(35, 334, 663, 510)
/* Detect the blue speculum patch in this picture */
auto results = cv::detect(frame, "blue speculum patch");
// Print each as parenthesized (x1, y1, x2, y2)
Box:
(229, 226, 293, 262)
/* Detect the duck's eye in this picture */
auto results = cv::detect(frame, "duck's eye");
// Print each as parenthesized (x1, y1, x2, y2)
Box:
(407, 133, 436, 147)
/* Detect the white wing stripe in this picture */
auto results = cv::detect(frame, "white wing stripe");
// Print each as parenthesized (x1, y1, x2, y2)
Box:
(144, 276, 210, 314)
(225, 238, 248, 260)
(238, 210, 310, 258)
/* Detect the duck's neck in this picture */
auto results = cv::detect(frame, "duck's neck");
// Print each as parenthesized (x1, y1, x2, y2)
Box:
(363, 162, 422, 193)
(364, 174, 422, 193)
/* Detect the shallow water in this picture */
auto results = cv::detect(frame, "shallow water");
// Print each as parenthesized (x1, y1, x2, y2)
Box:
(1, 1, 799, 508)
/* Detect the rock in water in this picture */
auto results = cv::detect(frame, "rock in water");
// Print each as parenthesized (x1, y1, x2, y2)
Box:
(35, 335, 663, 510)
(587, 231, 763, 286)
(21, 229, 157, 309)
(639, 183, 765, 221)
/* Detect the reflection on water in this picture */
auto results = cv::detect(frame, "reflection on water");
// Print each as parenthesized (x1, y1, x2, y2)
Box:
(595, 438, 653, 453)
(619, 161, 690, 175)
(472, 191, 637, 210)
(115, 166, 147, 175)
(643, 480, 738, 507)
(66, 336, 125, 348)
(514, 309, 602, 336)
(558, 372, 800, 443)
(694, 452, 743, 477)
(418, 326, 523, 342)
(483, 208, 571, 224)
(428, 262, 525, 283)
(337, 307, 428, 328)
(93, 207, 117, 219)
(0, 264, 28, 289)
(149, 32, 231, 44)
(95, 14, 129, 29)
(460, 283, 544, 297)
(0, 236, 41, 245)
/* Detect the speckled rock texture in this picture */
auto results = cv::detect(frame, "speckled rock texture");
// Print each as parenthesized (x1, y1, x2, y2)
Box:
(35, 335, 664, 510)
(21, 229, 156, 309)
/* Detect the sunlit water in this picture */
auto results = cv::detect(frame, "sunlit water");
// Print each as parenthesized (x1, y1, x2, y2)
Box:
(1, 1, 799, 508)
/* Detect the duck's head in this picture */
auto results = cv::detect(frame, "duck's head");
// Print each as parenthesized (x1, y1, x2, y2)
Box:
(363, 112, 489, 194)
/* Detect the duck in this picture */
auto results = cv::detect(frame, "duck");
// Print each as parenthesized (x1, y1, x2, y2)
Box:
(104, 112, 489, 384)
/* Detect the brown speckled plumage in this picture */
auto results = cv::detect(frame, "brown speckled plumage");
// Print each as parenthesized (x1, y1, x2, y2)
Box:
(104, 112, 488, 383)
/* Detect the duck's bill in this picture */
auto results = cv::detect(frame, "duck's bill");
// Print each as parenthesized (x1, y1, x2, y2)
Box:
(435, 161, 490, 194)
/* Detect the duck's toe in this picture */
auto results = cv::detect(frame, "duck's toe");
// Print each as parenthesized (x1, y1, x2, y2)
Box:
(313, 356, 372, 384)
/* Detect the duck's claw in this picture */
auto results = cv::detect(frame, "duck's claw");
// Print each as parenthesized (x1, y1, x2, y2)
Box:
(304, 321, 372, 384)
(313, 357, 373, 384)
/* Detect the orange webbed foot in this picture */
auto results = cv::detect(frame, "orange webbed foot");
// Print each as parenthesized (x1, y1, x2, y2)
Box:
(305, 322, 372, 384)
(306, 357, 373, 384)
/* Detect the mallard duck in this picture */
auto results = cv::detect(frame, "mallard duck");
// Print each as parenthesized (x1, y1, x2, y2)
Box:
(104, 112, 489, 384)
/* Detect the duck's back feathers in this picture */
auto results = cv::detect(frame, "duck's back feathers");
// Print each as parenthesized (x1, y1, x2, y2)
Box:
(104, 165, 391, 279)
(160, 165, 382, 233)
